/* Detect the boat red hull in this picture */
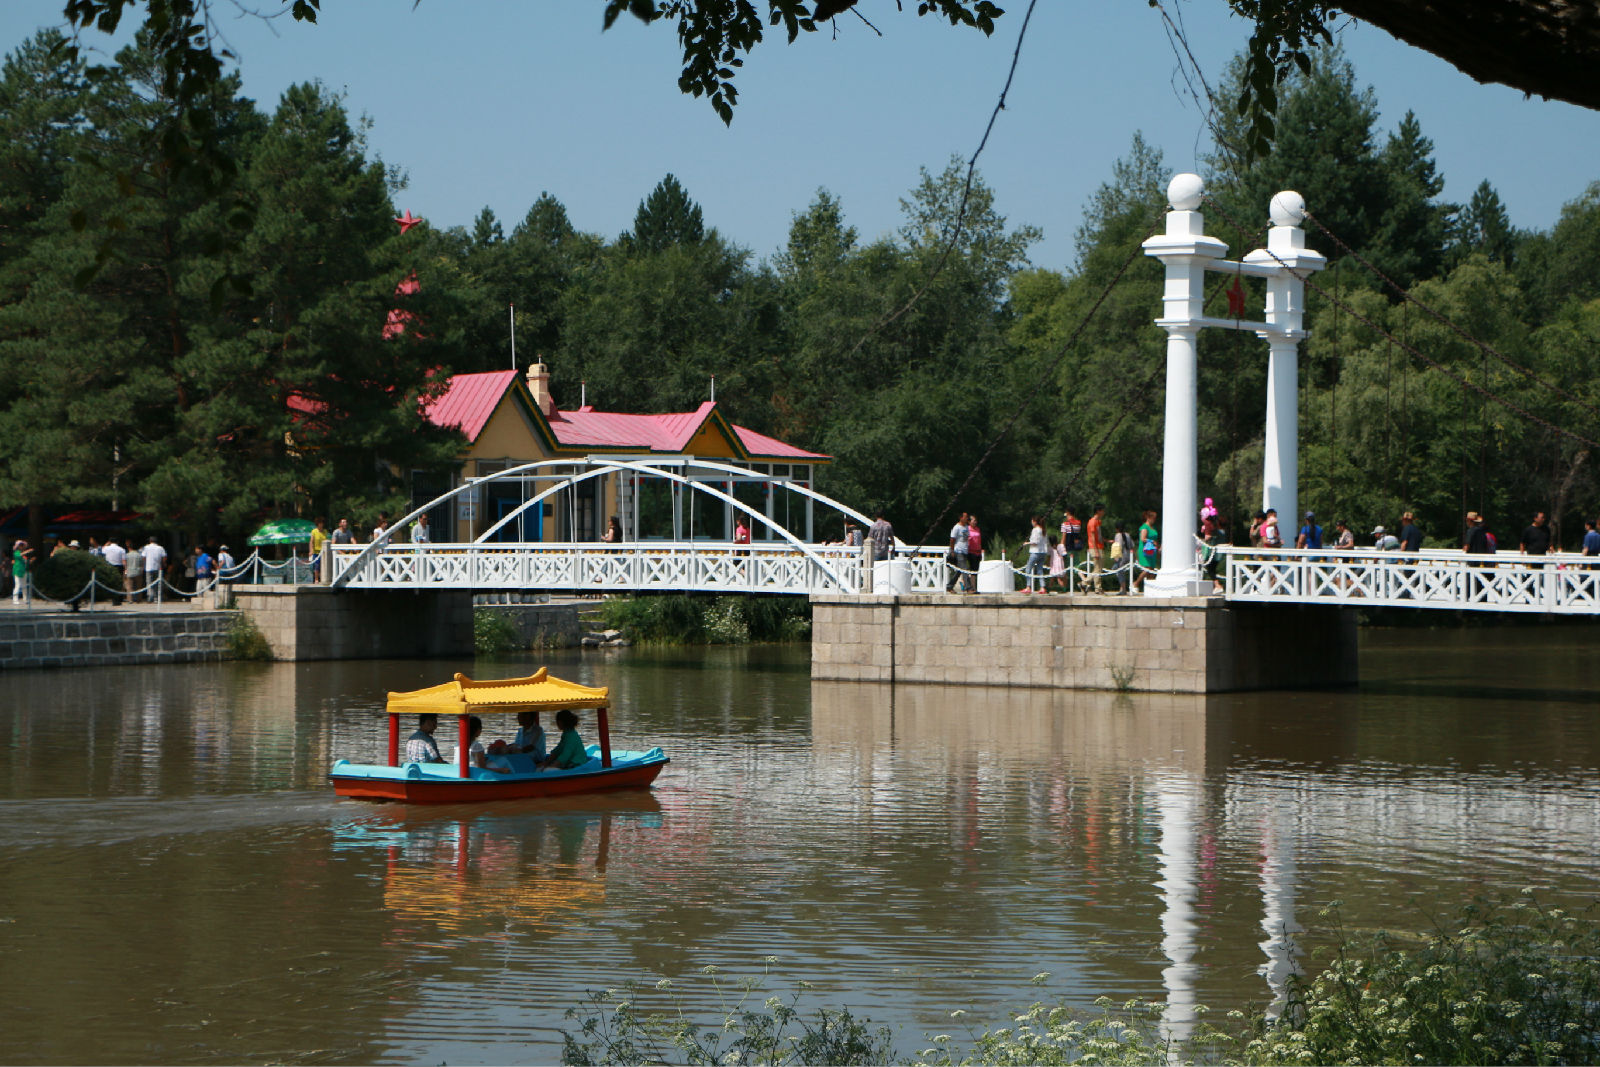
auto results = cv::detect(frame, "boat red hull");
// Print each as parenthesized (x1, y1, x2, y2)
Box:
(331, 760, 666, 804)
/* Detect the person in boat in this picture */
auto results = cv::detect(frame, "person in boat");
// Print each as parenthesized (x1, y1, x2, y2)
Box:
(404, 714, 446, 764)
(454, 715, 511, 774)
(504, 710, 547, 761)
(537, 709, 589, 771)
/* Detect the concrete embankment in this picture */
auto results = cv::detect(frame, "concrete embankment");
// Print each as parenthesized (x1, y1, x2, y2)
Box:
(0, 610, 232, 670)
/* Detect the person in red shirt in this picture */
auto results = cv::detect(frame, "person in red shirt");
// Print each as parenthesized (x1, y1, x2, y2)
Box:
(1084, 504, 1106, 593)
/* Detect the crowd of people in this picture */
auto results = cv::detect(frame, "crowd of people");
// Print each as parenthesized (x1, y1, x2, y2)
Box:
(914, 498, 1600, 598)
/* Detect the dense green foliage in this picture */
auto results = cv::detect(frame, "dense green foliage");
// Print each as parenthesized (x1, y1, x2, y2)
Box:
(1, 29, 1596, 552)
(561, 894, 1600, 1065)
(1240, 893, 1600, 1066)
(600, 594, 810, 644)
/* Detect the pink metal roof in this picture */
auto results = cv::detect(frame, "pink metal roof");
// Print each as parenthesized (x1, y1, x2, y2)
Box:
(730, 425, 829, 461)
(421, 371, 828, 459)
(549, 401, 828, 460)
(421, 369, 520, 443)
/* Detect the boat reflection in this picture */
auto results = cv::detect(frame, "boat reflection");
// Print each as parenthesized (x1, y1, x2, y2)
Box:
(331, 794, 663, 937)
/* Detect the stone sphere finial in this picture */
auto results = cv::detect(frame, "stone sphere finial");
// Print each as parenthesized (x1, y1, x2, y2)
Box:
(1269, 190, 1306, 227)
(1167, 173, 1205, 212)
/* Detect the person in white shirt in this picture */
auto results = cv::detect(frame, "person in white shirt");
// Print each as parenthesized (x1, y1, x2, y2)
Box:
(452, 715, 510, 774)
(102, 538, 126, 569)
(140, 537, 167, 601)
(215, 545, 235, 582)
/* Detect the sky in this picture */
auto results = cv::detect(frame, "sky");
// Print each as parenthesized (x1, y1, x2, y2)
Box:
(2, 1, 1598, 272)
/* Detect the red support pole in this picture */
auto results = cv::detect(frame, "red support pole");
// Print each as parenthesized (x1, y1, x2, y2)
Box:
(387, 713, 400, 767)
(597, 706, 613, 768)
(458, 714, 471, 778)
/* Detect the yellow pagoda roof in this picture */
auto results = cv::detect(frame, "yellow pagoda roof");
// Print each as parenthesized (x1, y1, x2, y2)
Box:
(386, 668, 609, 716)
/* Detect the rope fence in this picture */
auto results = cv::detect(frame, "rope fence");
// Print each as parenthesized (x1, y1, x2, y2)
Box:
(4, 549, 320, 613)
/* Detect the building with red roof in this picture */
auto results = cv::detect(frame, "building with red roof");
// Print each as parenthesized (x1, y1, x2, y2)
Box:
(414, 364, 830, 543)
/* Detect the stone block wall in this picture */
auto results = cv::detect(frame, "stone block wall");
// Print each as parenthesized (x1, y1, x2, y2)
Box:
(232, 586, 474, 661)
(810, 593, 1356, 692)
(0, 612, 231, 670)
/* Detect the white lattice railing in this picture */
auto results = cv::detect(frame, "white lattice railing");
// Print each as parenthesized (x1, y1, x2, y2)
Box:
(1221, 547, 1600, 614)
(327, 541, 949, 596)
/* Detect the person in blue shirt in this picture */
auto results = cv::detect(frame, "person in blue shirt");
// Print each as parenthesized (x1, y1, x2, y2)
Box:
(195, 547, 213, 587)
(1296, 511, 1323, 550)
(1582, 518, 1600, 556)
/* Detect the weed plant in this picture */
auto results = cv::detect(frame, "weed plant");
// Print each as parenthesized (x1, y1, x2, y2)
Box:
(224, 613, 272, 660)
(560, 894, 1600, 1066)
(473, 606, 524, 656)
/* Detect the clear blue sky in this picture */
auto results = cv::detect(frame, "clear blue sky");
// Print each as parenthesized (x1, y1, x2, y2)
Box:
(3, 1, 1597, 271)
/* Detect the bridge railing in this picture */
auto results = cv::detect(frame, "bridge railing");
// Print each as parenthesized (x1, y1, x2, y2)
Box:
(1220, 546, 1600, 613)
(326, 541, 950, 595)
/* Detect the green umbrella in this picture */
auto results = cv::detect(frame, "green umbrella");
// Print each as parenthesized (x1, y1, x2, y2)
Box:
(248, 518, 316, 546)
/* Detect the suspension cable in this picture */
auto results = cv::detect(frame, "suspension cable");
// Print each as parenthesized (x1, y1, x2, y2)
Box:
(1204, 196, 1600, 452)
(912, 215, 1165, 548)
(1302, 211, 1600, 420)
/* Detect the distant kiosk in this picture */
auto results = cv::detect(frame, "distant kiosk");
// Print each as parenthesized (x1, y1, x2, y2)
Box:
(1140, 174, 1325, 596)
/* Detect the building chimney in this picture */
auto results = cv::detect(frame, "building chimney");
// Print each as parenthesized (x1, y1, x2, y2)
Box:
(526, 359, 554, 416)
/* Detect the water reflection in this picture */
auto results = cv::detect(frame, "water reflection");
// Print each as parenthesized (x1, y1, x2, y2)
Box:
(0, 633, 1596, 1064)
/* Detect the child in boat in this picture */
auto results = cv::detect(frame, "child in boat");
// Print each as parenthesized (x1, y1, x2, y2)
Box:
(453, 715, 511, 774)
(538, 709, 589, 771)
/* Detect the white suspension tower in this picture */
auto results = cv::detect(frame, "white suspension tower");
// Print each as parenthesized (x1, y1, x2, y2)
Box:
(1140, 174, 1325, 597)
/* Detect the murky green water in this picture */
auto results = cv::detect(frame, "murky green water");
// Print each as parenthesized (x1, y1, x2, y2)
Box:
(0, 628, 1597, 1064)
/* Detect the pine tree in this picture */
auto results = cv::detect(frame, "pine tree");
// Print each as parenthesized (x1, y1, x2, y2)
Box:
(626, 174, 705, 252)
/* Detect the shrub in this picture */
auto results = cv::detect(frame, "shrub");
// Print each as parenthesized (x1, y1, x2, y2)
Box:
(563, 965, 893, 1066)
(599, 594, 809, 645)
(224, 614, 272, 661)
(30, 549, 125, 610)
(1239, 893, 1600, 1066)
(474, 607, 524, 656)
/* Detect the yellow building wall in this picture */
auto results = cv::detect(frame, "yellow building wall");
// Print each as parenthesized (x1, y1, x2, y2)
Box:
(446, 396, 550, 542)
(681, 421, 740, 458)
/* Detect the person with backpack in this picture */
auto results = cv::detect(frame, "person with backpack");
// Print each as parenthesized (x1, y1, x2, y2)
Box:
(1110, 522, 1137, 594)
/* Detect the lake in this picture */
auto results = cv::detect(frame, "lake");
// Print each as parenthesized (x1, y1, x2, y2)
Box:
(0, 626, 1596, 1063)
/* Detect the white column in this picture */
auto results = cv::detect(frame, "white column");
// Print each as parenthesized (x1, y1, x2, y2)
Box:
(1245, 192, 1325, 527)
(1142, 175, 1226, 597)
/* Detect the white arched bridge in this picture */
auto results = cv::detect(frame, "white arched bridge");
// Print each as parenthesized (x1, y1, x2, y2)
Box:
(321, 456, 1600, 614)
(328, 457, 948, 597)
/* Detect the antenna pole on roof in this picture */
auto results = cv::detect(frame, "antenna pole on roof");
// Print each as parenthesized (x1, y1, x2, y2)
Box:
(509, 303, 516, 370)
(710, 374, 716, 403)
(581, 380, 586, 408)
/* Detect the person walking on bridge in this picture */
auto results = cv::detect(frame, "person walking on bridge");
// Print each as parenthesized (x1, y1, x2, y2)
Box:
(1085, 504, 1106, 594)
(1582, 518, 1600, 557)
(1520, 511, 1552, 558)
(867, 512, 895, 563)
(947, 512, 971, 593)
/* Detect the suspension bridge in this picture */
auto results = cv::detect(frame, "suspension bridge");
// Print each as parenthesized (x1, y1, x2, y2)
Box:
(317, 175, 1599, 621)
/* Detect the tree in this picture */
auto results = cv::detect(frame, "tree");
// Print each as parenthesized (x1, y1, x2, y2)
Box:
(1452, 180, 1517, 267)
(625, 174, 706, 253)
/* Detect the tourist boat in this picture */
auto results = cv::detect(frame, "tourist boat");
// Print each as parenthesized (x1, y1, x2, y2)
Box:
(329, 668, 669, 803)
